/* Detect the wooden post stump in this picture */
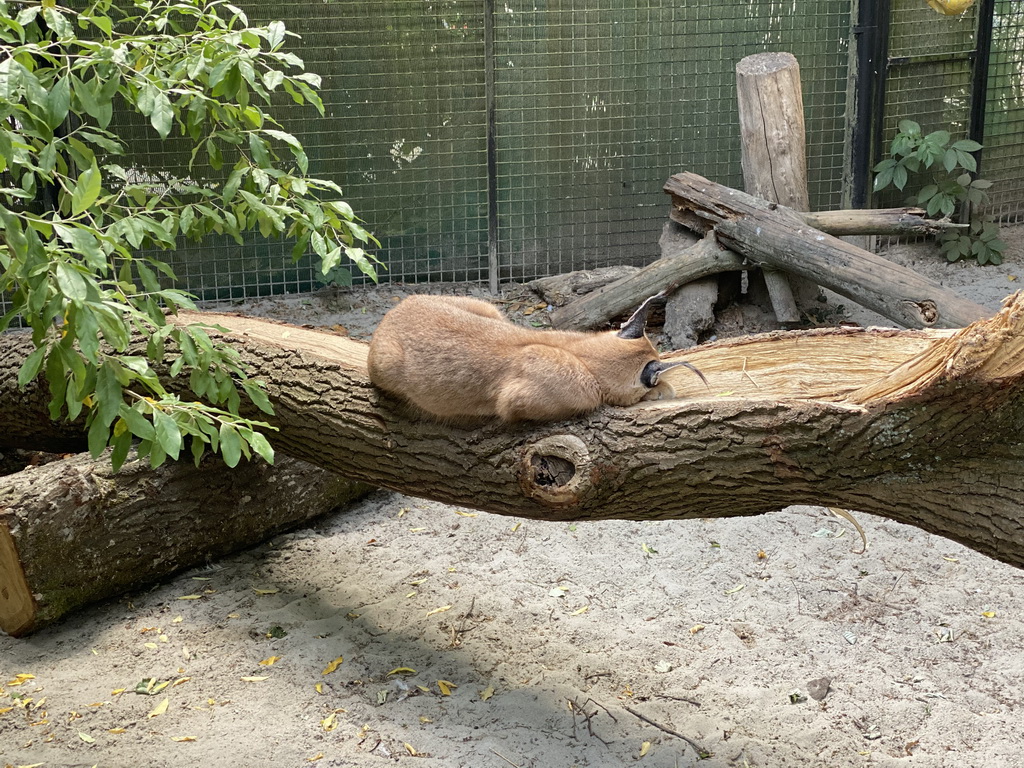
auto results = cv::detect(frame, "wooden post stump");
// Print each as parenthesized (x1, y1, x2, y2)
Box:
(736, 51, 817, 321)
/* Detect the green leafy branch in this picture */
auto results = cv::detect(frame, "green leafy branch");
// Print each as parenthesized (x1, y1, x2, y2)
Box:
(873, 120, 1005, 265)
(1, 0, 380, 469)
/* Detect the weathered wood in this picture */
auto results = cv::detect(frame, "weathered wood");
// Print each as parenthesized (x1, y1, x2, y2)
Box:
(528, 265, 641, 307)
(800, 207, 968, 236)
(0, 451, 372, 636)
(664, 278, 719, 348)
(664, 172, 989, 329)
(4, 297, 1024, 572)
(660, 222, 718, 347)
(736, 52, 808, 322)
(550, 235, 744, 330)
(539, 206, 963, 333)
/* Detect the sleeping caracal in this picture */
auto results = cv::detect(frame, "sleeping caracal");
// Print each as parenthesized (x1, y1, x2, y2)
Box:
(367, 293, 706, 423)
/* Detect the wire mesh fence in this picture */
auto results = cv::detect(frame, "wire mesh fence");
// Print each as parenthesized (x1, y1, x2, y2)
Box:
(4, 0, 1024, 314)
(984, 0, 1024, 221)
(876, 0, 1024, 223)
(138, 0, 855, 296)
(492, 0, 851, 282)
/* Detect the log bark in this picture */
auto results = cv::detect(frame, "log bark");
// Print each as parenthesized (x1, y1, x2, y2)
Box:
(665, 172, 990, 329)
(736, 51, 810, 321)
(0, 451, 372, 636)
(3, 296, 1024, 571)
(528, 265, 641, 307)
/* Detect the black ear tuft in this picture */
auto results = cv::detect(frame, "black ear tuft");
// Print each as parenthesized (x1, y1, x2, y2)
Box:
(617, 291, 668, 339)
(641, 360, 709, 389)
(641, 360, 667, 388)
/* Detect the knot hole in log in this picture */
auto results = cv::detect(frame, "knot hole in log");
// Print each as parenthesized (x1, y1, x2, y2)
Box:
(901, 298, 939, 326)
(519, 435, 592, 508)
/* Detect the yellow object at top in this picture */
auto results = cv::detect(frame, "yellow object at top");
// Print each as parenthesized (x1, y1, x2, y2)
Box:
(927, 0, 976, 15)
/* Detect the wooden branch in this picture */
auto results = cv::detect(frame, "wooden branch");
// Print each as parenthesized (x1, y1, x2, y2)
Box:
(736, 52, 809, 322)
(528, 265, 641, 307)
(4, 296, 1024, 572)
(664, 172, 989, 328)
(801, 208, 968, 236)
(550, 234, 744, 330)
(0, 451, 372, 636)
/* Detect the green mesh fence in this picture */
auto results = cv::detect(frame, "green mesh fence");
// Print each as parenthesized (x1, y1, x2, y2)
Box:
(8, 0, 1024, 310)
(492, 0, 851, 281)
(984, 0, 1024, 220)
(877, 0, 1024, 223)
(120, 0, 854, 296)
(873, 0, 977, 211)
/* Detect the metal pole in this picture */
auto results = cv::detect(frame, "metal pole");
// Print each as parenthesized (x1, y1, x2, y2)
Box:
(969, 0, 996, 174)
(849, 0, 890, 209)
(484, 0, 499, 294)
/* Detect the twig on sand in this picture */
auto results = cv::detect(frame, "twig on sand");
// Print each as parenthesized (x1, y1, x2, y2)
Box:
(621, 703, 712, 758)
(490, 748, 522, 768)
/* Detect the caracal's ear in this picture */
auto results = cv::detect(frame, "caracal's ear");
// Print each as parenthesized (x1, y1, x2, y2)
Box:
(617, 291, 669, 339)
(640, 360, 709, 388)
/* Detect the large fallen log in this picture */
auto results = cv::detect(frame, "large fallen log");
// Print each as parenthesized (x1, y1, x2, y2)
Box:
(0, 452, 372, 636)
(3, 296, 1024, 571)
(665, 172, 989, 329)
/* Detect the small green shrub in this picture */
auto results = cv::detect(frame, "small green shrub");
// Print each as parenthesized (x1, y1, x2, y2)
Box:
(873, 120, 1006, 265)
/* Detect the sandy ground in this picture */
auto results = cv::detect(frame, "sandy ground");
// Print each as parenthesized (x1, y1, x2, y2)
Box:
(3, 228, 1024, 768)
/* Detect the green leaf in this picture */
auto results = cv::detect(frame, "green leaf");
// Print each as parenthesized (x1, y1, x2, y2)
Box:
(873, 165, 894, 192)
(54, 224, 105, 272)
(897, 119, 921, 137)
(120, 403, 156, 441)
(190, 434, 206, 465)
(71, 162, 102, 215)
(951, 139, 982, 152)
(18, 344, 47, 388)
(266, 20, 286, 49)
(150, 89, 174, 139)
(45, 76, 71, 131)
(152, 408, 183, 460)
(892, 164, 908, 191)
(73, 305, 101, 364)
(55, 263, 90, 303)
(110, 427, 133, 471)
(219, 423, 242, 467)
(149, 440, 168, 469)
(955, 150, 977, 173)
(262, 70, 284, 90)
(95, 361, 123, 427)
(248, 133, 272, 167)
(45, 345, 69, 420)
(242, 380, 274, 415)
(42, 6, 73, 38)
(88, 415, 110, 458)
(247, 430, 274, 463)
